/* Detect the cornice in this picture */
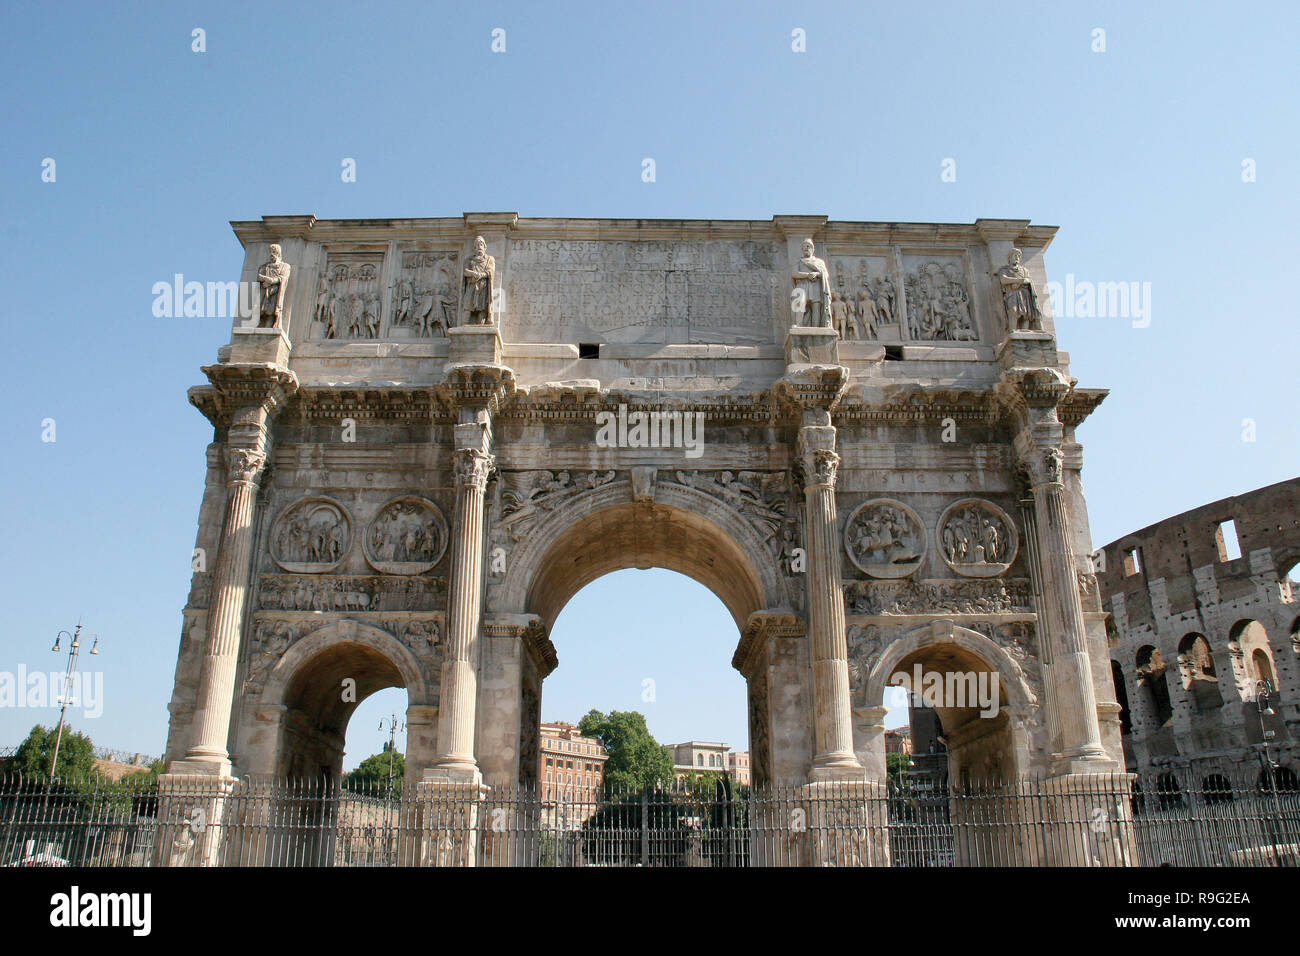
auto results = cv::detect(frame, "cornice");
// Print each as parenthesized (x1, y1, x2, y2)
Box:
(287, 385, 451, 426)
(190, 363, 298, 427)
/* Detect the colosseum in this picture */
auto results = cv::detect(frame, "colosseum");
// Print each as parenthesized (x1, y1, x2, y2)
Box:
(1097, 477, 1300, 796)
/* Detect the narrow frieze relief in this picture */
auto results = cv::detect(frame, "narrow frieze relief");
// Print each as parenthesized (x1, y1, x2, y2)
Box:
(845, 577, 1033, 616)
(256, 573, 446, 612)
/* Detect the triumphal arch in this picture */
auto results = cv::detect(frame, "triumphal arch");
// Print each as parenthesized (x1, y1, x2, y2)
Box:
(160, 212, 1126, 865)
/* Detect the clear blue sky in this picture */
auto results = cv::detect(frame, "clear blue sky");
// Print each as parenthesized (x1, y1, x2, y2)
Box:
(1, 2, 1296, 768)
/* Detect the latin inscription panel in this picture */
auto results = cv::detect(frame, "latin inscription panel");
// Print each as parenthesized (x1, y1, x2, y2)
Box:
(504, 239, 779, 344)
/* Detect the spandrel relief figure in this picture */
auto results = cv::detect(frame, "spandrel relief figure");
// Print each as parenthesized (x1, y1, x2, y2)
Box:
(844, 500, 926, 579)
(937, 499, 1018, 577)
(270, 498, 351, 572)
(461, 236, 496, 326)
(995, 248, 1043, 331)
(256, 243, 291, 329)
(364, 497, 449, 574)
(791, 238, 832, 328)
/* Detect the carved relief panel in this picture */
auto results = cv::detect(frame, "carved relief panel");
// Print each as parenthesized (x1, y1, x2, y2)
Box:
(844, 499, 927, 579)
(363, 496, 449, 574)
(269, 497, 352, 573)
(389, 248, 459, 337)
(902, 255, 977, 342)
(937, 499, 1019, 577)
(828, 255, 896, 342)
(315, 252, 386, 340)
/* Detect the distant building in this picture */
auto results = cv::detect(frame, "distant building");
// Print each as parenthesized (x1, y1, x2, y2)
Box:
(884, 727, 912, 755)
(539, 722, 608, 802)
(666, 740, 751, 786)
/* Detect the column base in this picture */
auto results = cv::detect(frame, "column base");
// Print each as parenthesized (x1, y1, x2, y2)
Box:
(167, 755, 233, 777)
(808, 754, 866, 784)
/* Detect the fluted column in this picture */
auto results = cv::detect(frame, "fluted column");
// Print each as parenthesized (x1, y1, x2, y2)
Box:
(431, 422, 494, 781)
(799, 423, 863, 779)
(182, 444, 268, 773)
(1026, 442, 1109, 770)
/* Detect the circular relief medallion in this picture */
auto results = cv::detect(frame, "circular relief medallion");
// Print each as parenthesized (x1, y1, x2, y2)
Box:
(363, 496, 449, 574)
(844, 498, 927, 579)
(270, 497, 351, 573)
(937, 499, 1018, 578)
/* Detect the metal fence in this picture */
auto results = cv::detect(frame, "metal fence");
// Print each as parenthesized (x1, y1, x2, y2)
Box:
(2, 770, 1297, 867)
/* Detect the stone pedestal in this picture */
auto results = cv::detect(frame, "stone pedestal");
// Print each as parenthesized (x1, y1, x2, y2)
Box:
(785, 326, 840, 366)
(798, 779, 890, 867)
(153, 773, 239, 867)
(448, 325, 503, 366)
(997, 330, 1056, 370)
(414, 779, 489, 867)
(1039, 772, 1138, 866)
(219, 327, 291, 366)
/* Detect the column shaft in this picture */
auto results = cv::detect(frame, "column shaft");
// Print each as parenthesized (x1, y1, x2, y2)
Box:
(1033, 473, 1107, 765)
(185, 449, 266, 768)
(433, 445, 492, 775)
(799, 425, 861, 778)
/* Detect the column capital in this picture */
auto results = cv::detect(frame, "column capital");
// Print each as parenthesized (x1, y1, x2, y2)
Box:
(797, 424, 840, 490)
(225, 447, 268, 486)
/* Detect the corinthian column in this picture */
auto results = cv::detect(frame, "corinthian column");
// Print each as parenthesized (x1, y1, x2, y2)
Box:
(1023, 434, 1109, 771)
(430, 421, 494, 782)
(799, 423, 863, 780)
(181, 445, 268, 773)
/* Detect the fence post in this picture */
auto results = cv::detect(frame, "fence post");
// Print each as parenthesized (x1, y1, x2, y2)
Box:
(640, 790, 649, 867)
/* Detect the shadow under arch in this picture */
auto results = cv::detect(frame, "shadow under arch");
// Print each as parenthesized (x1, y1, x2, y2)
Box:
(495, 479, 792, 630)
(254, 619, 428, 781)
(864, 620, 1035, 784)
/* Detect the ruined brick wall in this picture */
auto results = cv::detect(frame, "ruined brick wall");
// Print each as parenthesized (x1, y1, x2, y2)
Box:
(1096, 477, 1300, 782)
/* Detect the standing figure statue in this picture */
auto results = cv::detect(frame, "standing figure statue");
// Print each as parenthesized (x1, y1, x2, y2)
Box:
(995, 248, 1042, 331)
(791, 238, 832, 328)
(461, 235, 496, 326)
(257, 243, 291, 329)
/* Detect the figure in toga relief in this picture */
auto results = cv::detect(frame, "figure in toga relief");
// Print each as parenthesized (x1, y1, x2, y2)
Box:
(257, 243, 291, 329)
(791, 238, 832, 328)
(461, 235, 496, 326)
(996, 248, 1042, 331)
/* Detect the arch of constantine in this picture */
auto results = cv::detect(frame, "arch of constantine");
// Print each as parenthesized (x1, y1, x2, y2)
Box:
(159, 212, 1126, 865)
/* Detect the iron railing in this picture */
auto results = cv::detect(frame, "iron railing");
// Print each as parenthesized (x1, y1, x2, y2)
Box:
(1, 769, 1296, 867)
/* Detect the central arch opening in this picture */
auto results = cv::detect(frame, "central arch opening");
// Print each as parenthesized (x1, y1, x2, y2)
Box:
(503, 495, 781, 865)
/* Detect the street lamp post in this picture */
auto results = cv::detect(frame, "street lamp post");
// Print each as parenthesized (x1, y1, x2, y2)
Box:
(47, 623, 99, 787)
(378, 714, 405, 864)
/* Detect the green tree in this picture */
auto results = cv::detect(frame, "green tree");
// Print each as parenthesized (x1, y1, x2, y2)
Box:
(343, 744, 405, 795)
(886, 750, 913, 784)
(577, 710, 674, 793)
(9, 724, 96, 781)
